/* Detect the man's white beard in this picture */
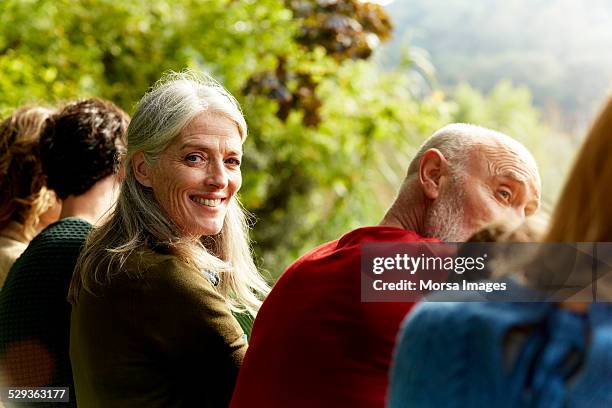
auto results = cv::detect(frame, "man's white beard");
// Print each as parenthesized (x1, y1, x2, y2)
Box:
(423, 181, 466, 242)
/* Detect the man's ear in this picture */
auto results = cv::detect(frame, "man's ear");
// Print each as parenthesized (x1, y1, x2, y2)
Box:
(418, 148, 448, 200)
(132, 151, 153, 187)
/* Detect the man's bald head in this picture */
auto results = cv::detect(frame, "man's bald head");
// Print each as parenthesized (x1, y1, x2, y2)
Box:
(386, 123, 541, 242)
(407, 124, 540, 186)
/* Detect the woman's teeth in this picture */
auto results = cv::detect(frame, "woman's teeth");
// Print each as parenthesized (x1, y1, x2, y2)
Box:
(191, 197, 222, 207)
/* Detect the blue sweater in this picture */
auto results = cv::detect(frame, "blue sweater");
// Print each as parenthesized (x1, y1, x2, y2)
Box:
(388, 286, 612, 407)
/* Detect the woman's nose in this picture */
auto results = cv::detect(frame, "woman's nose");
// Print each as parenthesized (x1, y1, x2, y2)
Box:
(206, 159, 228, 189)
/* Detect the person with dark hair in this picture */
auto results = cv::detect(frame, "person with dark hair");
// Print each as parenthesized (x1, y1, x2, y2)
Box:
(0, 98, 128, 406)
(39, 99, 126, 201)
(0, 106, 59, 285)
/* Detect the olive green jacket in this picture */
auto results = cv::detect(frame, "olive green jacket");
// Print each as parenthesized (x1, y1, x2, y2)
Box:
(70, 249, 247, 408)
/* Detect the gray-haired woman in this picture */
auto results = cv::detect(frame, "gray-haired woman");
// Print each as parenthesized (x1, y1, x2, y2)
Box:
(69, 71, 270, 408)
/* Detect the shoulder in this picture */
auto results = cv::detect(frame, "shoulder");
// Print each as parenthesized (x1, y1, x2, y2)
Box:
(290, 239, 339, 266)
(272, 239, 339, 284)
(117, 249, 225, 309)
(401, 300, 544, 340)
(122, 248, 186, 276)
(390, 302, 505, 406)
(39, 217, 92, 240)
(394, 301, 529, 371)
(99, 249, 242, 334)
(21, 218, 92, 256)
(393, 300, 553, 379)
(3, 219, 93, 283)
(122, 249, 211, 284)
(389, 303, 469, 405)
(399, 302, 470, 342)
(0, 243, 25, 286)
(0, 236, 28, 253)
(134, 253, 246, 352)
(10, 218, 91, 265)
(0, 238, 26, 264)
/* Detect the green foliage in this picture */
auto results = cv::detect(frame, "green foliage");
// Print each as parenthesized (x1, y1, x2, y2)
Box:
(0, 0, 559, 280)
(244, 0, 392, 127)
(0, 0, 294, 114)
(1, 0, 440, 277)
(244, 60, 454, 272)
(288, 0, 392, 60)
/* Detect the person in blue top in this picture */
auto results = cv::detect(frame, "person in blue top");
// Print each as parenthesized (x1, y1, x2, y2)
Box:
(388, 97, 612, 408)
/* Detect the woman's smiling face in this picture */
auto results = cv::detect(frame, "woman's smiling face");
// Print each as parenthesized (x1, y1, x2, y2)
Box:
(147, 112, 243, 237)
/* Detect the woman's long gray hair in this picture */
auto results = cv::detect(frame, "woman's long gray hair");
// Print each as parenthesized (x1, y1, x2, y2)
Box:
(69, 71, 270, 316)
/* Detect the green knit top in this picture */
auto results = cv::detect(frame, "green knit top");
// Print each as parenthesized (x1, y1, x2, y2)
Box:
(0, 217, 92, 407)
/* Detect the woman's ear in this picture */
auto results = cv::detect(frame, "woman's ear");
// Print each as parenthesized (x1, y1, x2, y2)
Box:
(418, 148, 448, 200)
(132, 151, 153, 187)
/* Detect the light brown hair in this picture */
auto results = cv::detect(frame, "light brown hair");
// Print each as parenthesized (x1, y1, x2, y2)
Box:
(0, 106, 55, 240)
(545, 98, 612, 242)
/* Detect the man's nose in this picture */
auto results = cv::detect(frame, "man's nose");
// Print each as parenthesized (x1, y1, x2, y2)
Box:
(515, 206, 527, 220)
(496, 206, 525, 223)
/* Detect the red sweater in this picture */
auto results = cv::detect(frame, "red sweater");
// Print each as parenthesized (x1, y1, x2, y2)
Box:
(231, 226, 437, 408)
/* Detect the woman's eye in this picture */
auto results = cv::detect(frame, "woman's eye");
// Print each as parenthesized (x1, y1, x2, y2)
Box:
(226, 158, 241, 166)
(186, 154, 204, 163)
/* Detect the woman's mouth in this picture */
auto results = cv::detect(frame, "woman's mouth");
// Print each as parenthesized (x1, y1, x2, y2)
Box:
(190, 196, 224, 207)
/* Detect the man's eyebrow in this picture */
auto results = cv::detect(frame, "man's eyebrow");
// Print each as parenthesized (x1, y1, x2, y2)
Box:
(488, 164, 529, 184)
(497, 170, 528, 183)
(488, 156, 538, 181)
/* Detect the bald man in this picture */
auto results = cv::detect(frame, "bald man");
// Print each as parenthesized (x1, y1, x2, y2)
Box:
(230, 124, 541, 408)
(392, 123, 540, 241)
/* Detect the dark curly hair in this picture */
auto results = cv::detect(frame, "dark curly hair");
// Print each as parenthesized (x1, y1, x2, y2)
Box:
(39, 98, 129, 200)
(0, 106, 56, 238)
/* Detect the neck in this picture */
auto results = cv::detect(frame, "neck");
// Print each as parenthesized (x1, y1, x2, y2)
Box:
(59, 175, 118, 226)
(379, 178, 428, 235)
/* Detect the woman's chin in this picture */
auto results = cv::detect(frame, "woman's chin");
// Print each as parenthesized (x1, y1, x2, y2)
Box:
(180, 221, 223, 238)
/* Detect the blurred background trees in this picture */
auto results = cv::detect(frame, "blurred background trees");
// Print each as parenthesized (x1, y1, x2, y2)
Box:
(0, 0, 583, 277)
(380, 0, 612, 134)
